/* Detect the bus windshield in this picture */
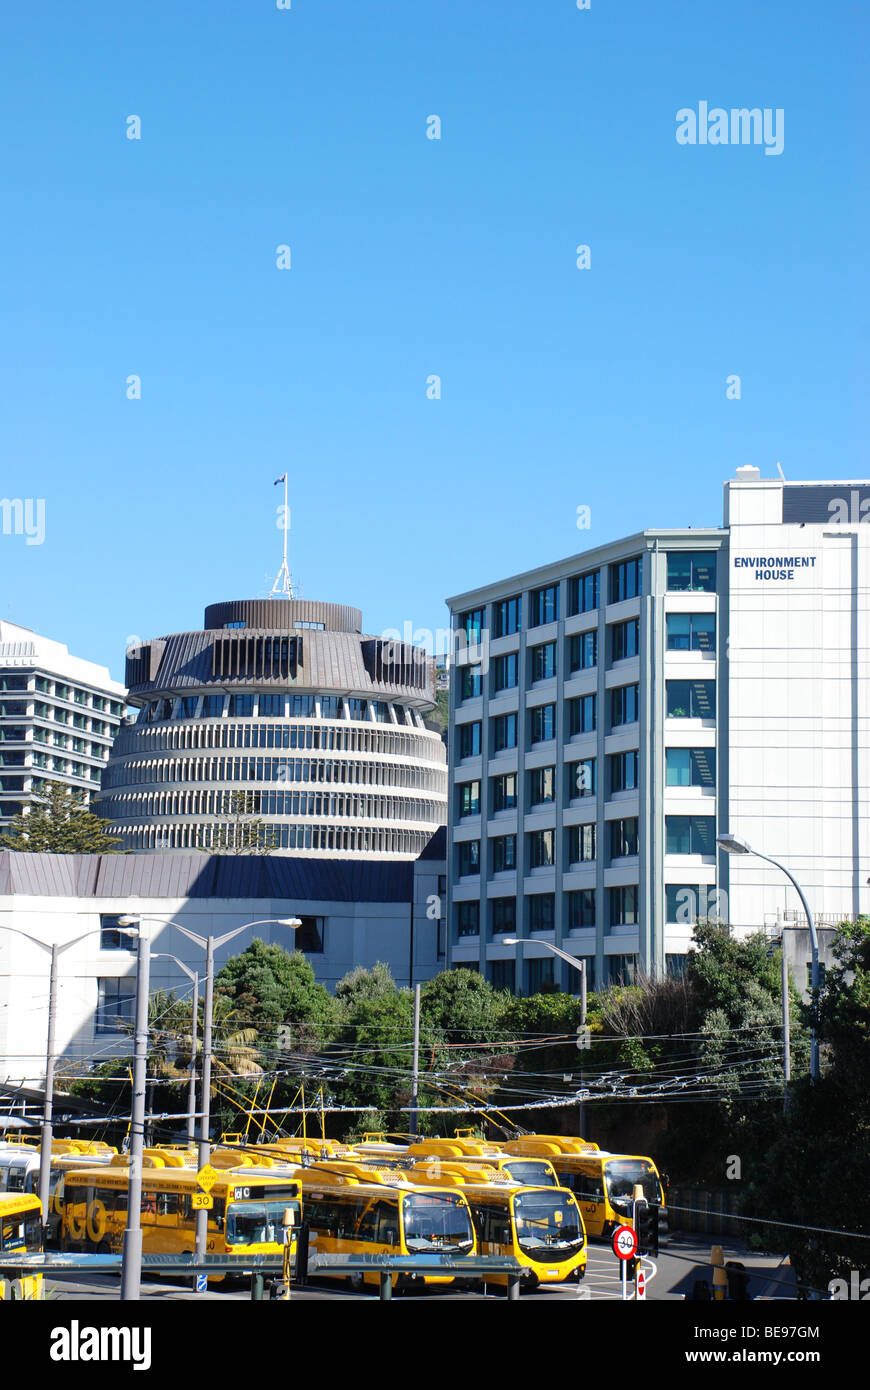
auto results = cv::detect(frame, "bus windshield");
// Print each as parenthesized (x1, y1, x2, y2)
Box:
(604, 1159, 661, 1207)
(402, 1194, 474, 1253)
(226, 1199, 296, 1246)
(503, 1160, 556, 1187)
(514, 1191, 584, 1258)
(1, 1211, 42, 1253)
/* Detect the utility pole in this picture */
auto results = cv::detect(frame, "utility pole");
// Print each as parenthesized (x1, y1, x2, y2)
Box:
(409, 984, 421, 1137)
(120, 924, 151, 1301)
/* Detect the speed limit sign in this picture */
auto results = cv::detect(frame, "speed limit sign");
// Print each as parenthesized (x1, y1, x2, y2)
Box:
(612, 1225, 638, 1261)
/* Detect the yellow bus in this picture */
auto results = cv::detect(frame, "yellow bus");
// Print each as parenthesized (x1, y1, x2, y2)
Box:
(289, 1164, 476, 1291)
(62, 1163, 301, 1271)
(502, 1138, 665, 1240)
(0, 1193, 44, 1301)
(404, 1142, 561, 1189)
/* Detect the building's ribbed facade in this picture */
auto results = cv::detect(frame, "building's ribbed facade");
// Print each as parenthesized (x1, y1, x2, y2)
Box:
(98, 599, 447, 858)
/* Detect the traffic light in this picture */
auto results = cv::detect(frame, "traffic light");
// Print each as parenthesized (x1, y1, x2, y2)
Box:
(634, 1200, 659, 1257)
(725, 1261, 752, 1301)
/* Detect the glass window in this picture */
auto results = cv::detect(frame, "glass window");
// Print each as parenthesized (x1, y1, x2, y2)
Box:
(567, 630, 597, 672)
(529, 704, 556, 744)
(458, 781, 481, 817)
(529, 766, 555, 805)
(100, 915, 132, 951)
(493, 713, 518, 752)
(457, 840, 480, 877)
(568, 889, 595, 929)
(609, 750, 639, 793)
(568, 571, 600, 616)
(0, 675, 28, 692)
(456, 901, 480, 937)
(666, 954, 688, 979)
(528, 893, 555, 930)
(610, 684, 639, 727)
(259, 694, 285, 717)
(609, 557, 642, 603)
(493, 653, 518, 692)
(667, 552, 717, 592)
(568, 693, 597, 735)
(567, 822, 596, 863)
(318, 695, 341, 718)
(666, 747, 715, 787)
(666, 679, 715, 718)
(568, 758, 596, 799)
(610, 817, 639, 859)
(490, 958, 515, 990)
(491, 898, 516, 934)
(494, 596, 521, 637)
(460, 665, 483, 700)
(459, 608, 486, 643)
(459, 722, 481, 758)
(228, 694, 253, 717)
(665, 885, 707, 923)
(531, 643, 556, 682)
(96, 977, 136, 1033)
(296, 916, 325, 952)
(492, 835, 517, 872)
(666, 613, 716, 652)
(528, 829, 555, 869)
(530, 584, 559, 627)
(611, 619, 640, 662)
(666, 816, 716, 855)
(528, 956, 555, 992)
(491, 773, 517, 811)
(347, 698, 367, 720)
(289, 695, 315, 716)
(372, 701, 391, 723)
(608, 886, 638, 926)
(607, 954, 637, 986)
(201, 694, 224, 718)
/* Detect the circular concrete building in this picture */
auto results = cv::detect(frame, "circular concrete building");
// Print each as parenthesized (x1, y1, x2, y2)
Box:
(99, 599, 447, 858)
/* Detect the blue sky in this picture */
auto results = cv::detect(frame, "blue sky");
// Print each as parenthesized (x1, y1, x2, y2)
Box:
(1, 1, 867, 680)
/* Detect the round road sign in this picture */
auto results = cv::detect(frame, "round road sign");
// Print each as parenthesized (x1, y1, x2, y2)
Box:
(612, 1225, 638, 1260)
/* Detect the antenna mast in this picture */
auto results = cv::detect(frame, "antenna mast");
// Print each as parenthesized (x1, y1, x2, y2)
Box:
(271, 474, 293, 597)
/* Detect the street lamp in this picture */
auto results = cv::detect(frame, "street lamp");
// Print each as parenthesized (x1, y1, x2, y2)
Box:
(119, 914, 301, 1286)
(717, 832, 820, 1081)
(150, 954, 199, 1144)
(0, 921, 134, 1228)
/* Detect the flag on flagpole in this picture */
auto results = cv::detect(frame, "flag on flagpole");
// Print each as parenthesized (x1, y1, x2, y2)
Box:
(274, 475, 287, 485)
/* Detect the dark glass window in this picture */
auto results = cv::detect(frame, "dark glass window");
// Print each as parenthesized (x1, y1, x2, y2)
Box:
(666, 747, 716, 787)
(528, 829, 555, 869)
(528, 956, 555, 992)
(259, 694, 285, 717)
(608, 954, 637, 986)
(610, 684, 639, 727)
(288, 695, 315, 716)
(228, 694, 254, 717)
(319, 695, 341, 718)
(201, 694, 224, 717)
(529, 766, 556, 805)
(665, 885, 708, 923)
(96, 977, 136, 1033)
(568, 693, 597, 735)
(666, 680, 715, 719)
(491, 898, 516, 934)
(494, 596, 521, 637)
(666, 954, 687, 979)
(456, 902, 480, 937)
(610, 817, 639, 859)
(529, 704, 556, 743)
(459, 608, 486, 643)
(459, 722, 482, 759)
(493, 653, 518, 691)
(0, 675, 27, 692)
(296, 916, 325, 952)
(609, 750, 639, 793)
(457, 840, 481, 876)
(666, 816, 716, 855)
(491, 773, 517, 811)
(609, 557, 642, 603)
(490, 959, 515, 990)
(567, 822, 596, 863)
(493, 713, 518, 752)
(530, 585, 560, 627)
(528, 894, 555, 931)
(667, 552, 717, 593)
(568, 758, 596, 798)
(666, 613, 716, 652)
(568, 571, 600, 616)
(458, 781, 481, 817)
(608, 886, 639, 926)
(461, 665, 483, 700)
(531, 643, 556, 682)
(99, 915, 131, 951)
(567, 889, 596, 929)
(492, 835, 517, 872)
(567, 630, 597, 672)
(611, 619, 640, 662)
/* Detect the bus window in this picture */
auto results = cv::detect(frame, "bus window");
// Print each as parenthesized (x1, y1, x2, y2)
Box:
(514, 1191, 584, 1257)
(604, 1159, 660, 1207)
(402, 1194, 473, 1254)
(357, 1200, 398, 1245)
(1, 1210, 41, 1253)
(225, 1199, 295, 1247)
(7, 1166, 27, 1192)
(502, 1161, 556, 1187)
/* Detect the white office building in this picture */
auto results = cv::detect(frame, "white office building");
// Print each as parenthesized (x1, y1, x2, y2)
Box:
(445, 469, 870, 993)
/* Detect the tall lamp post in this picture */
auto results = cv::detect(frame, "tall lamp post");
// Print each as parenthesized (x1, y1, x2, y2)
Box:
(119, 915, 301, 1286)
(0, 921, 135, 1228)
(502, 938, 589, 1130)
(717, 832, 820, 1082)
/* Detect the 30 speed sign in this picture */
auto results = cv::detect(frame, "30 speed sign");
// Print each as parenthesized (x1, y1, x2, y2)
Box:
(611, 1225, 638, 1260)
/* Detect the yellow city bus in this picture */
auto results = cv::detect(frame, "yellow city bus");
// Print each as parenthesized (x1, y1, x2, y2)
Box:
(290, 1164, 476, 1291)
(503, 1138, 666, 1240)
(0, 1193, 43, 1300)
(62, 1163, 301, 1272)
(404, 1142, 561, 1189)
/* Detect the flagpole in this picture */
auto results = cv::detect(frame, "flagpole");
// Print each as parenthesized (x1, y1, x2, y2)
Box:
(271, 474, 293, 598)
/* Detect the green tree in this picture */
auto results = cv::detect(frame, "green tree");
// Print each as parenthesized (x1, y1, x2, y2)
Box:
(334, 962, 398, 1015)
(214, 939, 334, 1049)
(0, 782, 124, 853)
(198, 791, 276, 854)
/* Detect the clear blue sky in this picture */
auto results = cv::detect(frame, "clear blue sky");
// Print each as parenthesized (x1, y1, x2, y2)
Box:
(1, 1, 867, 681)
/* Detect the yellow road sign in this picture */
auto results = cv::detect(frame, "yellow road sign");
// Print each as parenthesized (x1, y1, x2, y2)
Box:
(191, 1193, 213, 1210)
(197, 1164, 220, 1193)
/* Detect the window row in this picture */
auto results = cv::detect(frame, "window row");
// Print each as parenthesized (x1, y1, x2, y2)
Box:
(110, 821, 433, 856)
(104, 756, 447, 793)
(100, 787, 444, 824)
(0, 675, 122, 717)
(454, 885, 642, 937)
(114, 720, 440, 760)
(136, 695, 425, 727)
